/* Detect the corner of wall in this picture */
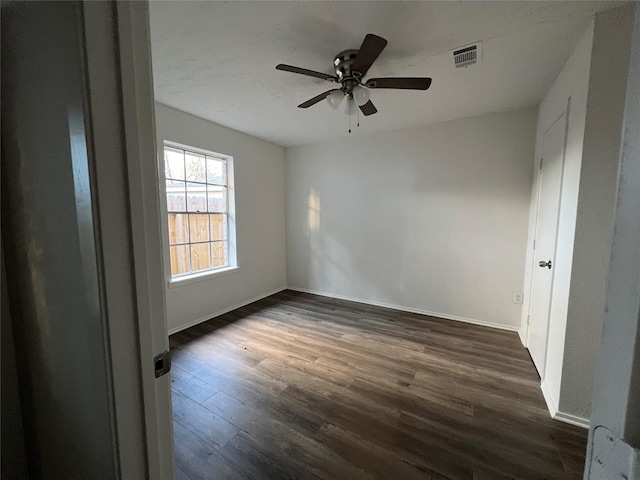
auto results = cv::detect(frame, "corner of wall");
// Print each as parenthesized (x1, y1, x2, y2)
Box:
(517, 327, 527, 347)
(155, 105, 289, 332)
(518, 103, 544, 348)
(559, 2, 636, 422)
(541, 381, 590, 429)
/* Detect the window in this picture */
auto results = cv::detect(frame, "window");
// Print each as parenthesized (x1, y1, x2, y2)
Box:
(163, 142, 235, 279)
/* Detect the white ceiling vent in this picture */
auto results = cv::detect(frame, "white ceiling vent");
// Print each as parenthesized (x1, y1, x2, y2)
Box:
(452, 42, 482, 68)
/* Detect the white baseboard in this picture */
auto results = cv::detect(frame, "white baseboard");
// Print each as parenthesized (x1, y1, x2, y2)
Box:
(540, 380, 559, 416)
(167, 286, 286, 335)
(540, 380, 590, 429)
(518, 328, 527, 347)
(554, 411, 590, 429)
(287, 286, 519, 332)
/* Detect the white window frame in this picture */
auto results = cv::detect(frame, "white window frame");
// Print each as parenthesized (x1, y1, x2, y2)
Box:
(161, 140, 238, 287)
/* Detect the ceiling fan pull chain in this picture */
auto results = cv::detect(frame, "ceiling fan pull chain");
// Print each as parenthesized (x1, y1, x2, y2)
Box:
(348, 111, 352, 133)
(357, 107, 360, 128)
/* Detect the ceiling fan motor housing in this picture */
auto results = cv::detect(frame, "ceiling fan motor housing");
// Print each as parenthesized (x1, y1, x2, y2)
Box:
(333, 49, 361, 93)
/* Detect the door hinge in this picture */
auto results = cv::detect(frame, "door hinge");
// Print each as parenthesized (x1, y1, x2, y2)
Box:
(540, 157, 544, 169)
(154, 350, 172, 378)
(533, 239, 536, 250)
(527, 315, 530, 325)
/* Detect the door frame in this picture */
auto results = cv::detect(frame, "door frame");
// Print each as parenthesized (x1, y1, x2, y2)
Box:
(83, 2, 174, 478)
(115, 2, 175, 477)
(523, 106, 570, 374)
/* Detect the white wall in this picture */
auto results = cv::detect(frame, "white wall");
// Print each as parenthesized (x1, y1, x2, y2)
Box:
(562, 4, 635, 421)
(523, 4, 635, 426)
(286, 108, 537, 330)
(155, 104, 287, 333)
(521, 22, 594, 421)
(589, 4, 640, 453)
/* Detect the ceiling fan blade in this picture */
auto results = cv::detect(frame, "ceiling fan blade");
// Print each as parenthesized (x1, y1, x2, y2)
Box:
(276, 64, 337, 82)
(350, 34, 388, 78)
(298, 89, 342, 109)
(366, 77, 432, 90)
(359, 100, 377, 116)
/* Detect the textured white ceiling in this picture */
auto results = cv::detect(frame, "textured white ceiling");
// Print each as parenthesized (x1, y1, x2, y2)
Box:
(149, 1, 621, 147)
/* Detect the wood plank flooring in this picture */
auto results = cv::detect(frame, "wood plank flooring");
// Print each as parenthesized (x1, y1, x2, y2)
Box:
(169, 290, 587, 479)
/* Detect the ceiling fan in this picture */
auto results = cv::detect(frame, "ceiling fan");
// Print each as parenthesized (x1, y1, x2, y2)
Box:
(276, 33, 432, 117)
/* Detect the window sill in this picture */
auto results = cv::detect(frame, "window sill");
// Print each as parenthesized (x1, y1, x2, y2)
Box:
(168, 266, 239, 289)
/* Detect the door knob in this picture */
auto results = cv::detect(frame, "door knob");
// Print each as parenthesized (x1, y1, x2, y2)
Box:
(539, 260, 552, 269)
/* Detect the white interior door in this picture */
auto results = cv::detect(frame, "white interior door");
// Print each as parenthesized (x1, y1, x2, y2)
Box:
(527, 113, 567, 379)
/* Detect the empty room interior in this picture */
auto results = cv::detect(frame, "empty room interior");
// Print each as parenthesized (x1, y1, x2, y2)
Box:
(2, 0, 640, 479)
(147, 1, 637, 478)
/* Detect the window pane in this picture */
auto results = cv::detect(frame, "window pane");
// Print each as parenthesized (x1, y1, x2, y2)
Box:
(164, 144, 233, 279)
(191, 243, 210, 272)
(185, 151, 206, 183)
(186, 182, 207, 212)
(164, 147, 185, 180)
(206, 157, 226, 185)
(170, 245, 190, 276)
(189, 214, 209, 243)
(167, 213, 189, 245)
(212, 241, 227, 268)
(166, 181, 186, 212)
(207, 186, 227, 212)
(209, 214, 227, 241)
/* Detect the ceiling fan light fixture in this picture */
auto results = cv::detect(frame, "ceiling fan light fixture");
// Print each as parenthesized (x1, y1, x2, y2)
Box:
(344, 96, 357, 116)
(352, 85, 371, 107)
(326, 90, 345, 109)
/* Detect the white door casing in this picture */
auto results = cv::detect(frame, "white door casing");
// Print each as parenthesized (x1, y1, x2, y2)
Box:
(526, 113, 568, 379)
(84, 2, 174, 477)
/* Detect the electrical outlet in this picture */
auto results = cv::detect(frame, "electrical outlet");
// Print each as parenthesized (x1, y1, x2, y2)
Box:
(513, 293, 523, 304)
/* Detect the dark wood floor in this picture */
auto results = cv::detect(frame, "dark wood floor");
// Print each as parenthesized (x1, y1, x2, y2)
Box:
(169, 290, 587, 480)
